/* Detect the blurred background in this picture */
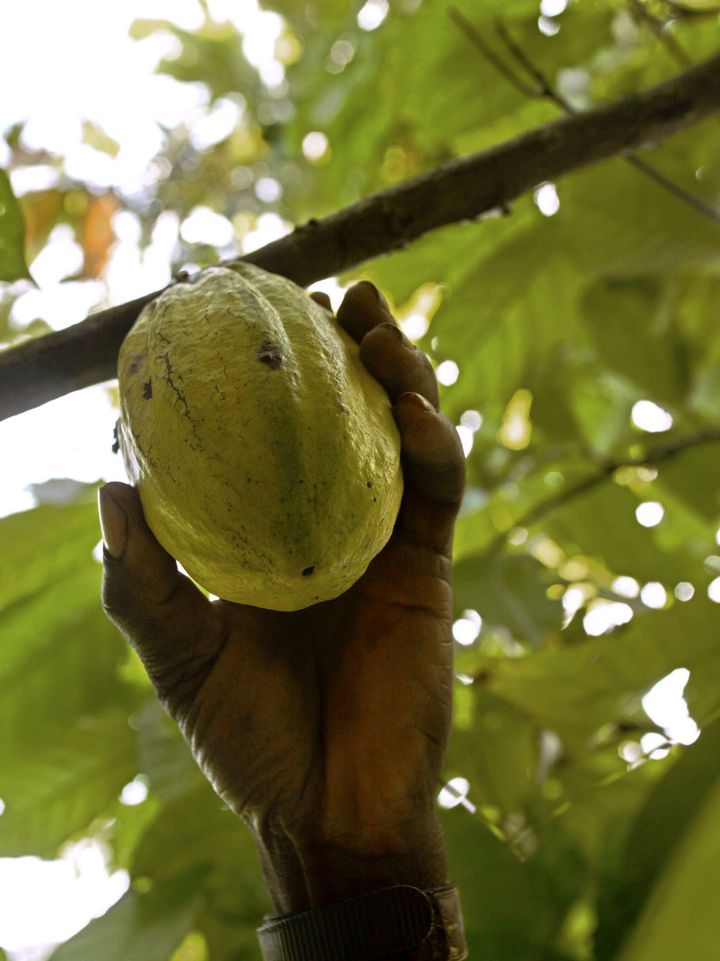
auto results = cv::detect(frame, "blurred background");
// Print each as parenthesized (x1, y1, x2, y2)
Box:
(1, 1, 720, 958)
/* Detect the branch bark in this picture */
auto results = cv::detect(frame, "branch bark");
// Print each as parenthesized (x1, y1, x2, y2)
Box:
(2, 53, 720, 422)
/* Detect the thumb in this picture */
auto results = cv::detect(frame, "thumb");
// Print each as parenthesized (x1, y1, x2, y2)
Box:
(99, 481, 224, 705)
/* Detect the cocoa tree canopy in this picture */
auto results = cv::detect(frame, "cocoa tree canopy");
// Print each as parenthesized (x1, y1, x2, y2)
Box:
(2, 4, 720, 959)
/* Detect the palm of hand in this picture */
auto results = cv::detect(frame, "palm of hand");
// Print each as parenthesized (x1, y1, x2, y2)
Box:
(181, 522, 454, 851)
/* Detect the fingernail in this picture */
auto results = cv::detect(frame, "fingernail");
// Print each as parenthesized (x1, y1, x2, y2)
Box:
(399, 391, 435, 412)
(360, 280, 390, 312)
(98, 487, 128, 560)
(379, 321, 410, 346)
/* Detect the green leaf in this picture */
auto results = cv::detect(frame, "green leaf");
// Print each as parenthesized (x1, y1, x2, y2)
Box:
(0, 498, 143, 856)
(538, 478, 702, 585)
(596, 718, 720, 960)
(611, 757, 720, 961)
(0, 169, 31, 282)
(581, 278, 690, 407)
(453, 552, 563, 644)
(655, 442, 720, 522)
(0, 710, 138, 857)
(427, 213, 584, 419)
(132, 700, 205, 802)
(441, 806, 574, 959)
(446, 688, 539, 814)
(485, 598, 720, 750)
(49, 876, 198, 961)
(131, 784, 271, 957)
(151, 21, 259, 103)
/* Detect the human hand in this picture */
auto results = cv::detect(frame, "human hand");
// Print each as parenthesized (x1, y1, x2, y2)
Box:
(99, 280, 466, 913)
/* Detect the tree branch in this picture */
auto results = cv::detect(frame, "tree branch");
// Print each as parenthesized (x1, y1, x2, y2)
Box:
(485, 427, 720, 556)
(2, 53, 720, 421)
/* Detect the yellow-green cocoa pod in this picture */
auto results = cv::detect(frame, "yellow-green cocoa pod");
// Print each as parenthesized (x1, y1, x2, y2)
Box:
(117, 263, 403, 611)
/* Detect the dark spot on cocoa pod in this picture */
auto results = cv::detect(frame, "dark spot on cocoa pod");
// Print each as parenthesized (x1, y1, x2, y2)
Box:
(112, 424, 120, 454)
(258, 340, 283, 369)
(143, 380, 153, 399)
(129, 354, 145, 374)
(302, 566, 315, 576)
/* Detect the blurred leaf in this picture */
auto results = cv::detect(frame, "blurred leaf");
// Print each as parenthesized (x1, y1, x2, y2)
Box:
(0, 710, 137, 857)
(132, 700, 205, 802)
(18, 188, 64, 265)
(0, 498, 140, 855)
(596, 718, 720, 960)
(0, 169, 31, 281)
(453, 552, 563, 644)
(424, 205, 583, 420)
(611, 755, 720, 961)
(485, 598, 720, 750)
(81, 194, 118, 278)
(446, 687, 539, 814)
(82, 121, 121, 158)
(538, 478, 702, 584)
(132, 784, 270, 957)
(151, 21, 259, 103)
(655, 442, 720, 522)
(581, 277, 690, 407)
(48, 875, 199, 961)
(441, 806, 575, 959)
(0, 495, 98, 610)
(0, 499, 133, 758)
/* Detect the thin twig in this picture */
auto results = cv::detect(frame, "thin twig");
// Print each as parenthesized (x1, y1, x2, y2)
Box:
(447, 6, 539, 97)
(493, 17, 572, 112)
(500, 17, 720, 223)
(452, 10, 720, 226)
(628, 0, 692, 67)
(484, 427, 720, 555)
(665, 0, 720, 18)
(625, 154, 720, 222)
(495, 17, 720, 223)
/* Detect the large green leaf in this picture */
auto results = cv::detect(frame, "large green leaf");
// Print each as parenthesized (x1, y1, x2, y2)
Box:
(655, 442, 720, 522)
(484, 598, 720, 750)
(612, 760, 720, 961)
(441, 806, 576, 960)
(131, 783, 270, 957)
(538, 478, 706, 585)
(581, 277, 690, 407)
(453, 552, 563, 644)
(445, 687, 540, 815)
(596, 718, 720, 960)
(0, 710, 137, 857)
(0, 498, 141, 855)
(0, 169, 30, 282)
(48, 877, 198, 961)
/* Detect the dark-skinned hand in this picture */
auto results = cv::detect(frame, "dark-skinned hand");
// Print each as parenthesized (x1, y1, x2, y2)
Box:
(99, 281, 466, 914)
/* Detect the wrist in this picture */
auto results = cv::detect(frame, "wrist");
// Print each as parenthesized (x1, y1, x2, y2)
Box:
(252, 814, 448, 913)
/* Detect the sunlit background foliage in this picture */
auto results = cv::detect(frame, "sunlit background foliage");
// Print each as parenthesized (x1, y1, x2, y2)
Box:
(1, 0, 720, 958)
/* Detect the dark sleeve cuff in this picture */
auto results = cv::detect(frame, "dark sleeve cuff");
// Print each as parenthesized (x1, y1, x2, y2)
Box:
(257, 881, 468, 960)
